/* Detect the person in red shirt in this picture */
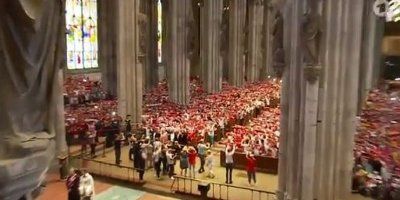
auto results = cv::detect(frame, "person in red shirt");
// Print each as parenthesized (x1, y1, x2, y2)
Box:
(246, 153, 257, 186)
(188, 146, 197, 178)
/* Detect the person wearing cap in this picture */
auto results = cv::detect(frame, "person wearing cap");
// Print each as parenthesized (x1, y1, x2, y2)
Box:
(246, 153, 257, 186)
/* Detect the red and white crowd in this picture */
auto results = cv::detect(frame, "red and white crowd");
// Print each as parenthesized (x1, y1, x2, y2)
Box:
(64, 76, 282, 156)
(353, 86, 400, 198)
(224, 107, 280, 158)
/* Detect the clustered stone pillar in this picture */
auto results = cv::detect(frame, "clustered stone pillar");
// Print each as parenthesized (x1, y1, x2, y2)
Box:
(228, 0, 247, 86)
(148, 0, 160, 88)
(277, 0, 370, 199)
(246, 0, 264, 82)
(200, 0, 224, 93)
(261, 0, 275, 78)
(98, 0, 117, 96)
(116, 0, 143, 123)
(166, 0, 191, 105)
(358, 0, 385, 112)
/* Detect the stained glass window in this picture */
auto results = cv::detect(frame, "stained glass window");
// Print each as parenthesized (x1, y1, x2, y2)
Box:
(66, 0, 98, 70)
(157, 0, 162, 63)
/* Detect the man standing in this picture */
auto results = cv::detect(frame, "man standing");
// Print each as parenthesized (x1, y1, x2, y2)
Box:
(197, 140, 208, 173)
(124, 115, 132, 144)
(114, 132, 125, 165)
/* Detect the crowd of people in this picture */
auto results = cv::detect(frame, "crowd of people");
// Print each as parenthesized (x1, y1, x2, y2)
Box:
(353, 86, 400, 199)
(141, 78, 281, 145)
(64, 76, 108, 105)
(66, 168, 95, 200)
(65, 76, 281, 156)
(63, 76, 281, 191)
(223, 107, 280, 158)
(113, 130, 260, 186)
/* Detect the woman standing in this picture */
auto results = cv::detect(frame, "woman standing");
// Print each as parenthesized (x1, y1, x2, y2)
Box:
(66, 169, 81, 200)
(188, 146, 197, 178)
(180, 148, 189, 177)
(246, 153, 257, 186)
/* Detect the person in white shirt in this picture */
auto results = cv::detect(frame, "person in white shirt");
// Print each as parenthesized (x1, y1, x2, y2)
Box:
(79, 169, 95, 200)
(225, 145, 236, 184)
(153, 147, 162, 179)
(205, 150, 215, 178)
(208, 123, 216, 147)
(153, 138, 162, 150)
(166, 149, 176, 179)
(219, 118, 226, 137)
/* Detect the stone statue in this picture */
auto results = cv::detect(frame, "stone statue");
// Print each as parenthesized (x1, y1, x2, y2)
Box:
(272, 11, 285, 78)
(302, 0, 322, 83)
(138, 13, 148, 63)
(186, 20, 197, 58)
(220, 6, 229, 55)
(0, 0, 66, 199)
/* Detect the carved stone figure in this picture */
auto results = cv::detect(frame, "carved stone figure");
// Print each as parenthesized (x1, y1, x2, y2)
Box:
(0, 0, 66, 199)
(138, 13, 148, 63)
(187, 20, 197, 58)
(220, 7, 229, 55)
(302, 0, 322, 83)
(272, 12, 285, 78)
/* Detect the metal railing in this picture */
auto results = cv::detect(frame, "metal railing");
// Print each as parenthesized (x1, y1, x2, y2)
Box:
(80, 158, 137, 182)
(170, 175, 277, 200)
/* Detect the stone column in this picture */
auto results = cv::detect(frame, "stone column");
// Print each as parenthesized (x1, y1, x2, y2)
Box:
(246, 0, 264, 82)
(161, 0, 169, 81)
(335, 1, 364, 198)
(117, 0, 143, 123)
(222, 0, 230, 80)
(283, 1, 302, 198)
(167, 0, 191, 105)
(98, 0, 117, 96)
(261, 1, 275, 79)
(358, 0, 385, 112)
(278, 0, 366, 199)
(200, 0, 223, 93)
(148, 0, 159, 87)
(228, 0, 247, 86)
